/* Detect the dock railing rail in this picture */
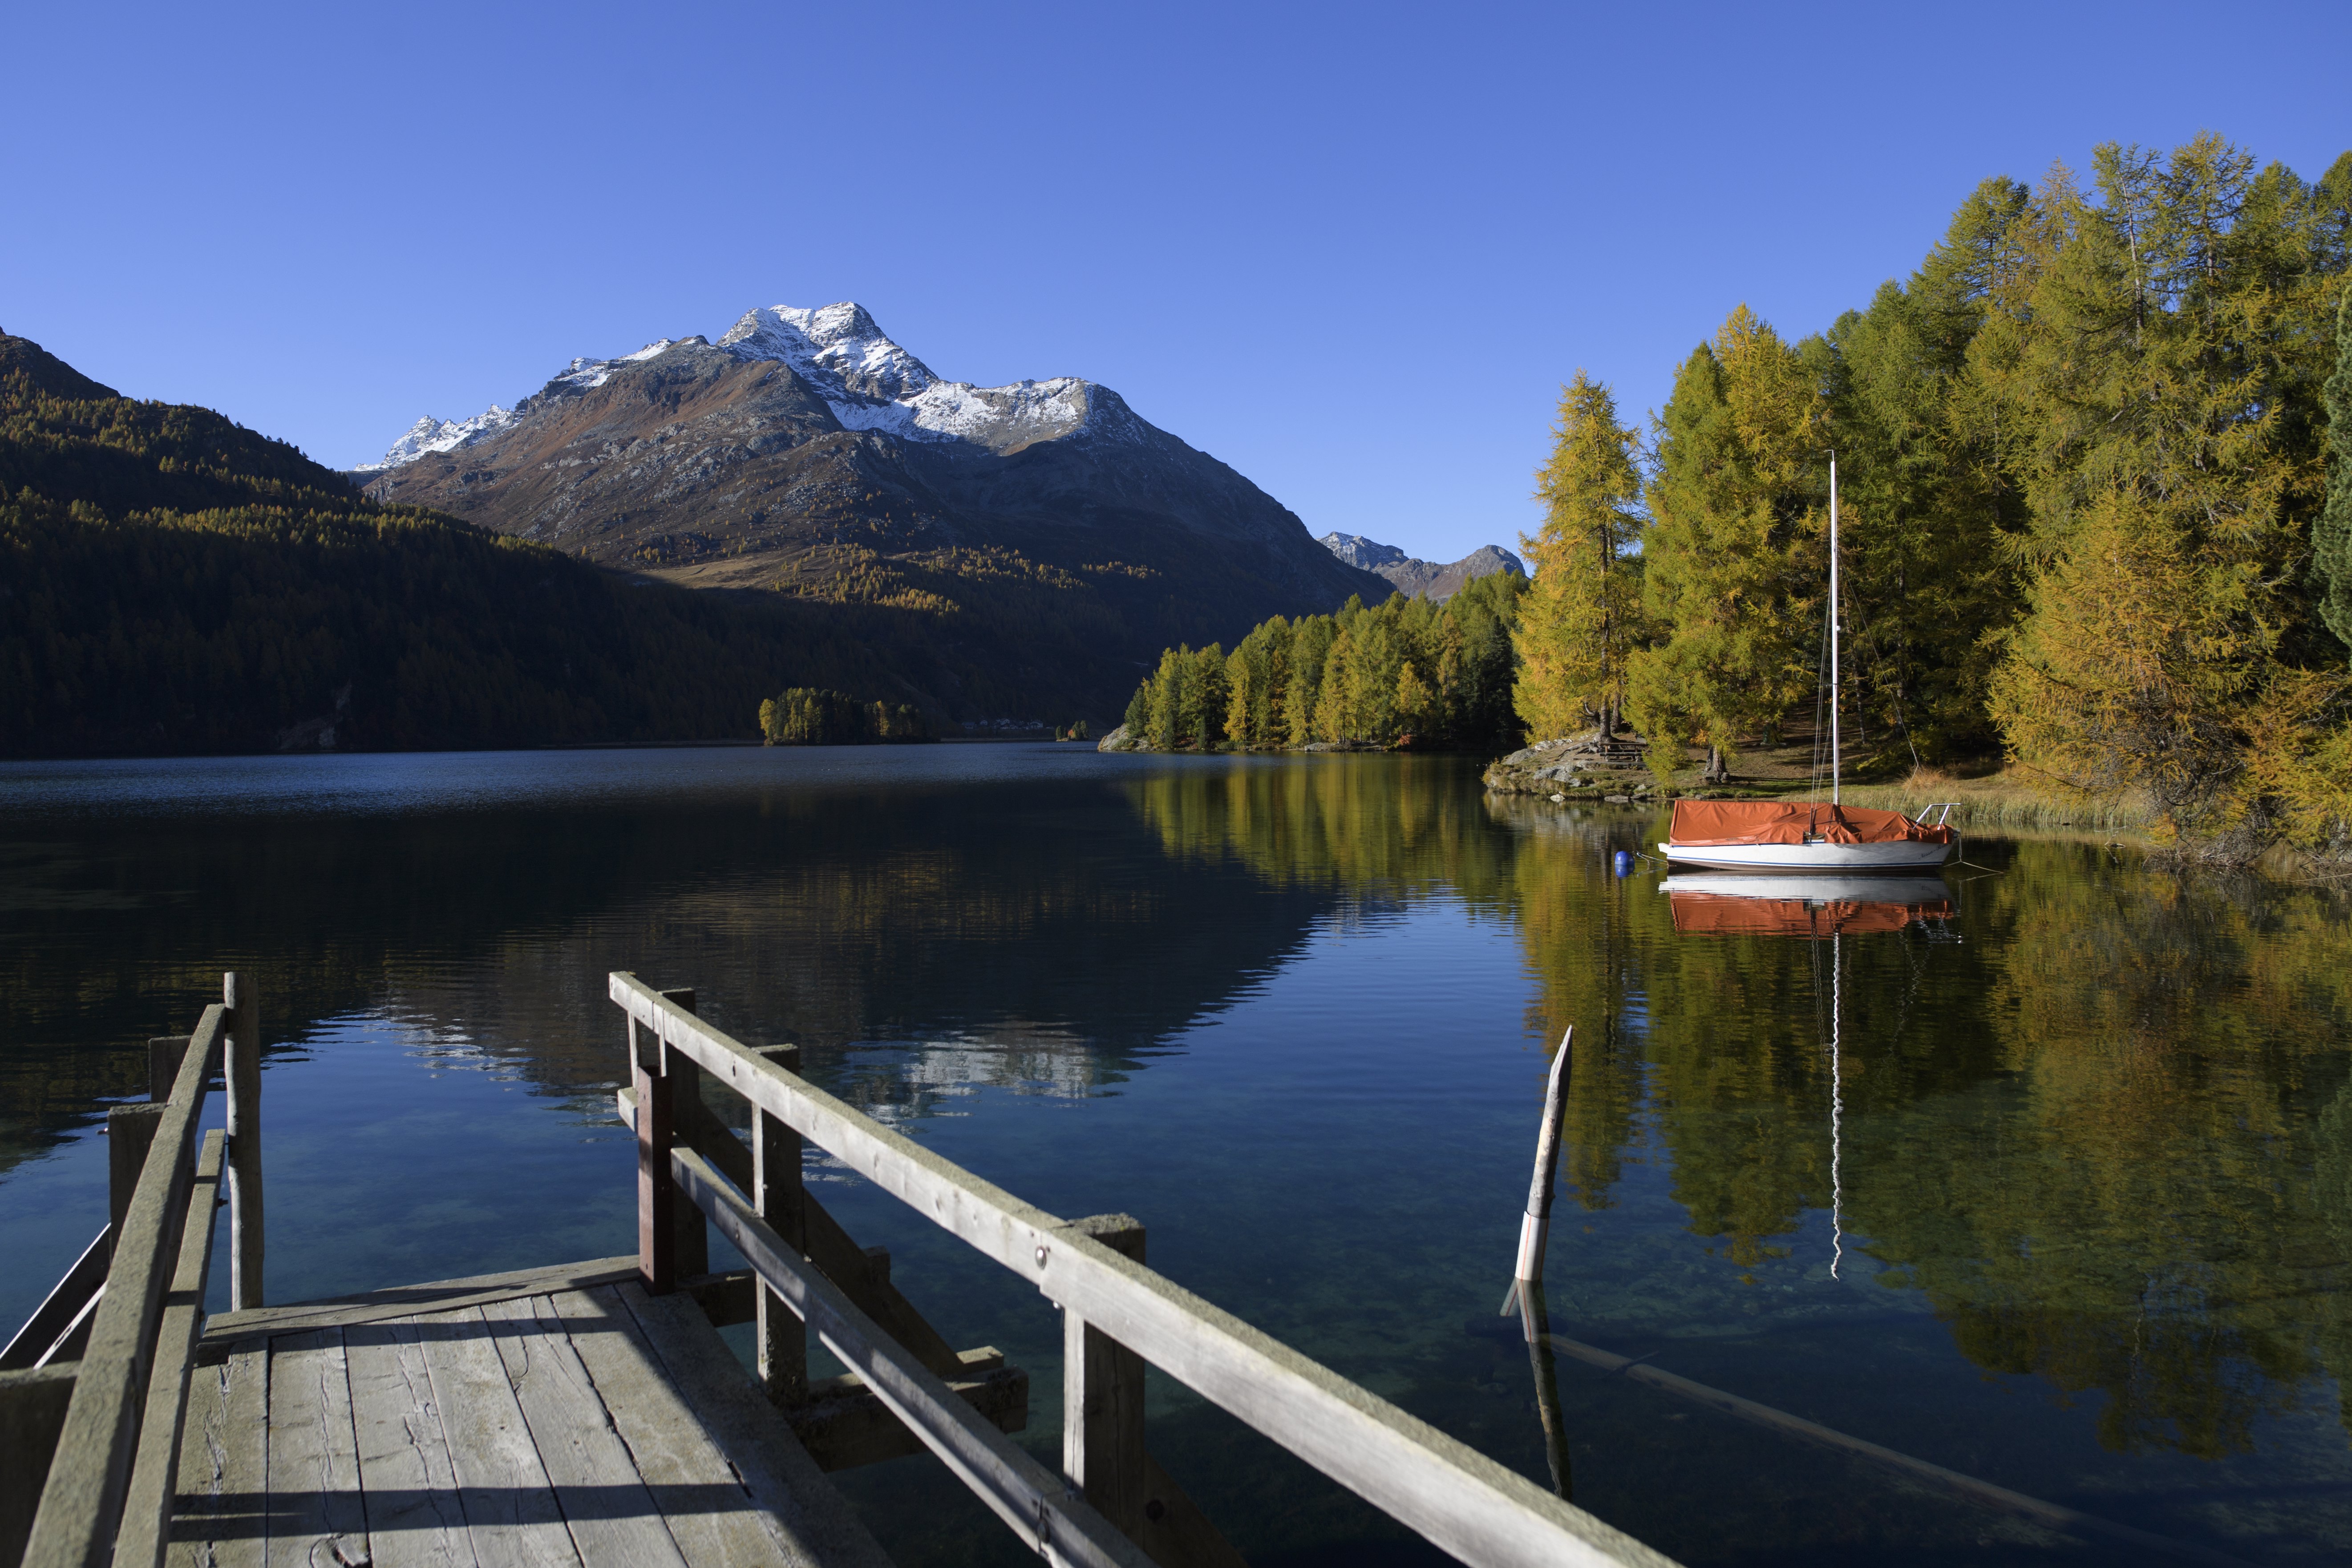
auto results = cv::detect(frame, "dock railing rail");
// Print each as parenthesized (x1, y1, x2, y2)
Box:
(14, 973, 262, 1568)
(611, 971, 1679, 1568)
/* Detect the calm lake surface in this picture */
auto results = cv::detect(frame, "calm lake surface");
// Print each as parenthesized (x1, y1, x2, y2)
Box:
(4, 745, 2349, 1567)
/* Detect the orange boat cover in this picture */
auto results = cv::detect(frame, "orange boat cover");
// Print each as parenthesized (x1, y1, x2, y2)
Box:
(1667, 799, 1955, 847)
(1668, 892, 1956, 937)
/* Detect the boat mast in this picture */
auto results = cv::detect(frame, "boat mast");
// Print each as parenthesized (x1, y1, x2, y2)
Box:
(1829, 455, 1841, 809)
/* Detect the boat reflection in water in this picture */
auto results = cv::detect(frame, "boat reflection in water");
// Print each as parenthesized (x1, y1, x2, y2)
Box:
(1661, 873, 1956, 938)
(1662, 872, 1959, 1284)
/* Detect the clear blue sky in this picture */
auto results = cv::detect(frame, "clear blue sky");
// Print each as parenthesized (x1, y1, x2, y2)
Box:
(7, 1, 2346, 564)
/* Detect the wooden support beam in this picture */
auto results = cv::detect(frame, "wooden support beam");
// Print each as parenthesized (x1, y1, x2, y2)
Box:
(223, 972, 263, 1312)
(617, 1080, 966, 1378)
(680, 1270, 757, 1327)
(754, 1042, 806, 1407)
(1061, 1216, 1246, 1568)
(660, 989, 710, 1281)
(0, 1365, 78, 1568)
(789, 1349, 1027, 1471)
(22, 1005, 223, 1568)
(1064, 1214, 1148, 1534)
(633, 1012, 676, 1297)
(0, 1230, 110, 1372)
(144, 1038, 188, 1106)
(106, 1106, 165, 1242)
(673, 1147, 1154, 1568)
(113, 1128, 225, 1568)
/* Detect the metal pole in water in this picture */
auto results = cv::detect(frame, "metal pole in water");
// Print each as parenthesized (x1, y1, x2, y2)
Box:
(1829, 455, 1841, 810)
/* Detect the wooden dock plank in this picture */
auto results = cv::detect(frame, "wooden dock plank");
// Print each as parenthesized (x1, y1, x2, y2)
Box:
(265, 1330, 370, 1568)
(199, 1258, 640, 1356)
(170, 1337, 267, 1568)
(478, 1295, 688, 1568)
(166, 1264, 893, 1568)
(344, 1318, 470, 1568)
(547, 1287, 840, 1568)
(409, 1306, 579, 1568)
(611, 1284, 893, 1568)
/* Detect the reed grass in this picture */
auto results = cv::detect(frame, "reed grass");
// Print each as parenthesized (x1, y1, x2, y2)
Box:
(1750, 770, 2153, 835)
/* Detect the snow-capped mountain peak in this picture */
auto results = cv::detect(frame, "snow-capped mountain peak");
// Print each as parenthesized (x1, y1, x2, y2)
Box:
(719, 304, 936, 405)
(1319, 532, 1410, 571)
(360, 406, 515, 471)
(359, 305, 1140, 470)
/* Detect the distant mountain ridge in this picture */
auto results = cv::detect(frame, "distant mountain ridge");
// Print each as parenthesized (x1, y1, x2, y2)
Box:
(1318, 532, 1525, 602)
(359, 305, 1141, 474)
(0, 330, 956, 756)
(0, 322, 1378, 759)
(355, 304, 1389, 705)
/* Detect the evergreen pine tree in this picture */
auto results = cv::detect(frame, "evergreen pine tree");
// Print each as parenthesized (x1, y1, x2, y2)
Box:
(1627, 307, 1827, 781)
(2318, 287, 2352, 656)
(1984, 134, 2342, 839)
(1512, 372, 1645, 741)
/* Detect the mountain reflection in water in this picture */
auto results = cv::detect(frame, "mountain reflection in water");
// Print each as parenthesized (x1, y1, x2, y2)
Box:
(3, 748, 2349, 1565)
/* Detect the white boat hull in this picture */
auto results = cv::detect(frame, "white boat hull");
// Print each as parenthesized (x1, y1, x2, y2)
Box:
(1663, 873, 1953, 902)
(1656, 838, 1953, 872)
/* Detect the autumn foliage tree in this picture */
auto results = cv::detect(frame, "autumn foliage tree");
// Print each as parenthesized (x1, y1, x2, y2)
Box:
(1122, 575, 1525, 753)
(1513, 373, 1646, 741)
(1983, 136, 2352, 846)
(1626, 306, 1829, 782)
(1503, 132, 2352, 859)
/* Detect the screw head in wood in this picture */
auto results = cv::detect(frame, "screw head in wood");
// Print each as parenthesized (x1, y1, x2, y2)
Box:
(1034, 1244, 1050, 1268)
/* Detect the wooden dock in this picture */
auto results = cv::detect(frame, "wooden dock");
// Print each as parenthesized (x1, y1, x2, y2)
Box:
(176, 1258, 891, 1568)
(4, 972, 1682, 1568)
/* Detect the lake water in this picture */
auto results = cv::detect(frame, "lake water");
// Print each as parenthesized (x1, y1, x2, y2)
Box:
(4, 745, 2349, 1567)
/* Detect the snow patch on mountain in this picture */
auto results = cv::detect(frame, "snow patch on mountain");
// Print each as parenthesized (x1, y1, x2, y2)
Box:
(720, 304, 936, 405)
(547, 339, 681, 395)
(360, 305, 1142, 470)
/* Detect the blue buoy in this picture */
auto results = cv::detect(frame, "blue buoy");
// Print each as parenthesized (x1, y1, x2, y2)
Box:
(1613, 850, 1634, 877)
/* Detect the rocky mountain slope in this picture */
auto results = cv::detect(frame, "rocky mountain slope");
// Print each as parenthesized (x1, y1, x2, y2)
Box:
(1, 329, 1175, 756)
(1317, 532, 1525, 602)
(359, 306, 1390, 688)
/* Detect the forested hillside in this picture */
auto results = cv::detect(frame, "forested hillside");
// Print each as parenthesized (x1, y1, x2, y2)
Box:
(1124, 133, 2352, 855)
(0, 335, 1053, 757)
(1117, 572, 1525, 753)
(1521, 134, 2350, 855)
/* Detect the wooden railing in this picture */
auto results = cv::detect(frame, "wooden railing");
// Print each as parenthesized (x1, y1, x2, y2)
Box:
(11, 974, 261, 1568)
(611, 972, 1680, 1568)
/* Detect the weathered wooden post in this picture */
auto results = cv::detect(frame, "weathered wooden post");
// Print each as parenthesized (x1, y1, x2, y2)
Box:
(1502, 1026, 1572, 1318)
(146, 1037, 190, 1105)
(106, 1105, 165, 1242)
(223, 972, 263, 1310)
(753, 1043, 806, 1406)
(659, 989, 709, 1280)
(1507, 1026, 1576, 1500)
(1062, 1214, 1148, 1536)
(1516, 1278, 1574, 1501)
(632, 1005, 676, 1296)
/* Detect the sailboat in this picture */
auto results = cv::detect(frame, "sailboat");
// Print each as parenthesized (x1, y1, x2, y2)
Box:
(1658, 457, 1957, 873)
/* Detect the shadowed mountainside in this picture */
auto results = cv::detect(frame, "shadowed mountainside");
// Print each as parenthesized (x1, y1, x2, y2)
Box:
(358, 307, 1392, 688)
(0, 327, 1390, 754)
